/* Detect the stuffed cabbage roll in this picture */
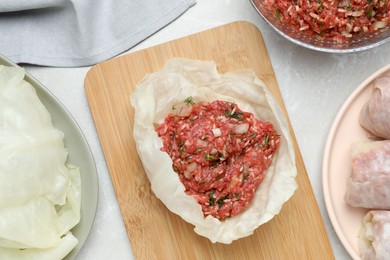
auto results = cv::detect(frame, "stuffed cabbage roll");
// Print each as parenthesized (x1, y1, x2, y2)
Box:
(359, 210, 390, 260)
(130, 58, 297, 243)
(360, 76, 390, 139)
(345, 140, 390, 209)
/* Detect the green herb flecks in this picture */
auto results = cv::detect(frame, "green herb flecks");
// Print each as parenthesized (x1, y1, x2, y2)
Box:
(224, 104, 244, 120)
(178, 140, 185, 155)
(215, 173, 223, 180)
(366, 7, 374, 18)
(169, 133, 176, 151)
(265, 134, 270, 144)
(210, 163, 219, 169)
(217, 194, 229, 207)
(256, 133, 280, 149)
(275, 8, 281, 21)
(184, 96, 195, 105)
(208, 192, 216, 206)
(256, 133, 270, 149)
(204, 153, 215, 161)
(317, 2, 324, 12)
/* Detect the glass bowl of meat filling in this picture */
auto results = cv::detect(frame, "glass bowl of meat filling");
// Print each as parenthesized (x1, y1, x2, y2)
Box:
(250, 0, 390, 52)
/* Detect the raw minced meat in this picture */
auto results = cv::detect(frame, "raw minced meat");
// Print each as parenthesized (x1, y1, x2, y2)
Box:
(259, 0, 390, 40)
(156, 99, 280, 220)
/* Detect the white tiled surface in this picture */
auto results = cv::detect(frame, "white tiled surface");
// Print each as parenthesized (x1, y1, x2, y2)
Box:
(23, 1, 390, 259)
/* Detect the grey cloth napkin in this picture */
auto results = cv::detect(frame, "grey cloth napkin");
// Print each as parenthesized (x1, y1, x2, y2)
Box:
(0, 0, 196, 67)
(0, 0, 68, 12)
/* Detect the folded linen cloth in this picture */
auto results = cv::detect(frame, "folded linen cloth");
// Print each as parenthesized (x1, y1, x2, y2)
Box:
(0, 0, 196, 67)
(0, 0, 68, 12)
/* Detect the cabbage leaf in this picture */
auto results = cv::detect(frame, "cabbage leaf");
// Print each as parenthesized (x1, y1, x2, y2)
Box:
(0, 65, 81, 258)
(130, 59, 297, 243)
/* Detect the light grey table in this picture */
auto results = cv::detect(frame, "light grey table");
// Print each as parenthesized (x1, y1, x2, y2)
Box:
(24, 0, 390, 259)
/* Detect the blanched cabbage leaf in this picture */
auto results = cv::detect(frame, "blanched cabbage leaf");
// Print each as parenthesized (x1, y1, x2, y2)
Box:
(130, 59, 297, 243)
(0, 233, 78, 260)
(0, 65, 81, 258)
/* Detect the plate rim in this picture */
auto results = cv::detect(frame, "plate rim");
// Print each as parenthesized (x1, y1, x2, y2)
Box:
(0, 54, 99, 259)
(322, 63, 390, 259)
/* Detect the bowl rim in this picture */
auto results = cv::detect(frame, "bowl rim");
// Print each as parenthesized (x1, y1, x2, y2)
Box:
(249, 0, 390, 53)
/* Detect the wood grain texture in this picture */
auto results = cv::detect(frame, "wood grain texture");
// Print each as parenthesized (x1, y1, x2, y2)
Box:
(84, 21, 334, 259)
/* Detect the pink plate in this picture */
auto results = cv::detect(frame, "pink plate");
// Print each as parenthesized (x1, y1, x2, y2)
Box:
(323, 64, 390, 259)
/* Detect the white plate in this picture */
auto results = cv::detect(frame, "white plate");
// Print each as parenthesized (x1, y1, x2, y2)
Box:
(323, 64, 390, 259)
(0, 54, 99, 260)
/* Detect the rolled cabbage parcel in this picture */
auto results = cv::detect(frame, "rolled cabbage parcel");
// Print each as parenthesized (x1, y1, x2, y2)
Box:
(0, 65, 81, 259)
(345, 140, 390, 209)
(360, 76, 390, 139)
(130, 58, 297, 243)
(359, 210, 390, 260)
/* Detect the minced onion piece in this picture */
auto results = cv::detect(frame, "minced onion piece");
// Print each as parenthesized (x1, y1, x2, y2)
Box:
(212, 128, 222, 137)
(184, 162, 198, 178)
(373, 21, 388, 29)
(232, 123, 249, 134)
(197, 139, 208, 147)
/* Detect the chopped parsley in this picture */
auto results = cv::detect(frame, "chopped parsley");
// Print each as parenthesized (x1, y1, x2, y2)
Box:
(169, 133, 176, 151)
(178, 140, 185, 154)
(275, 8, 281, 21)
(317, 2, 323, 12)
(204, 153, 215, 161)
(265, 134, 270, 144)
(224, 104, 244, 120)
(366, 7, 374, 18)
(210, 162, 219, 169)
(208, 192, 215, 206)
(217, 194, 229, 207)
(215, 173, 223, 180)
(256, 133, 280, 149)
(195, 147, 203, 153)
(184, 96, 195, 105)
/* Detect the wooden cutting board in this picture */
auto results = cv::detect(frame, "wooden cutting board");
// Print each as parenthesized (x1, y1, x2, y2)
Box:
(84, 21, 334, 259)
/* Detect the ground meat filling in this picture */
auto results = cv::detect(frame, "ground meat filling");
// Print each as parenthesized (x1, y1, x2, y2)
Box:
(156, 100, 280, 220)
(260, 0, 390, 40)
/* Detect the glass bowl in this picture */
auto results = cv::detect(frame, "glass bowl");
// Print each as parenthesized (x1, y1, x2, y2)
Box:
(250, 0, 390, 53)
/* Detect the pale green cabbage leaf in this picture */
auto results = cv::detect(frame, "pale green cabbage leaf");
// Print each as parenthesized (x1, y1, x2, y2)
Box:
(0, 65, 81, 259)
